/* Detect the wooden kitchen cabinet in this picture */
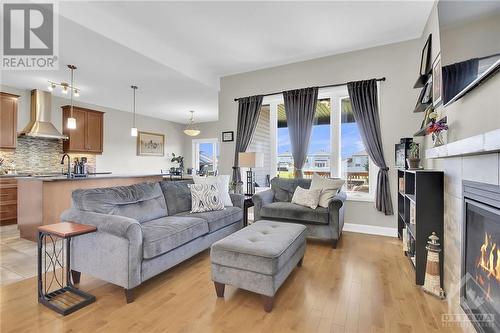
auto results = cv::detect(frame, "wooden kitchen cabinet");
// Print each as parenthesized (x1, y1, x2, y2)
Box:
(0, 92, 19, 149)
(62, 106, 104, 154)
(0, 178, 17, 225)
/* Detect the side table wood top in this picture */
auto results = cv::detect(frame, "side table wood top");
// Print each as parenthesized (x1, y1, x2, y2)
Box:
(38, 222, 96, 238)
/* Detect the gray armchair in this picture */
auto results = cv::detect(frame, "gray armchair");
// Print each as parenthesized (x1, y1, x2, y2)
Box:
(253, 177, 346, 248)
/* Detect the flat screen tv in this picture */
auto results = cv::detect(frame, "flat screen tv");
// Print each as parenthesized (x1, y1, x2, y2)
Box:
(438, 1, 500, 106)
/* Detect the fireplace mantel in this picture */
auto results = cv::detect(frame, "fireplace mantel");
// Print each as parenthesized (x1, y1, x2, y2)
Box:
(426, 129, 500, 159)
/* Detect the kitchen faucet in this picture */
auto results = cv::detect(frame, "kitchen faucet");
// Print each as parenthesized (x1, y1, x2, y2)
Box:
(61, 154, 72, 178)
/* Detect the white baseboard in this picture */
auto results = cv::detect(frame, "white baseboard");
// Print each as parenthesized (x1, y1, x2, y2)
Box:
(343, 223, 398, 237)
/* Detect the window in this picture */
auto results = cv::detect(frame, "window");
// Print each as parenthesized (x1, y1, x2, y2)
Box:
(192, 139, 218, 175)
(276, 99, 332, 178)
(340, 97, 373, 199)
(265, 88, 375, 201)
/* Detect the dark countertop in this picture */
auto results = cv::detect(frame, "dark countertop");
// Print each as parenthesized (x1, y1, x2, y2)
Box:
(17, 173, 165, 182)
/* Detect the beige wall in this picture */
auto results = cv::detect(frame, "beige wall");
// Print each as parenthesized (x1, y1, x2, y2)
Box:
(0, 84, 185, 174)
(189, 39, 424, 228)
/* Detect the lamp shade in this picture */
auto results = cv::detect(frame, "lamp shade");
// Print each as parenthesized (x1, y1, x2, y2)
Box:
(239, 152, 264, 168)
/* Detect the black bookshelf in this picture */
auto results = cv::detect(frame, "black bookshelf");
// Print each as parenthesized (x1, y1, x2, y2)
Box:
(397, 169, 444, 285)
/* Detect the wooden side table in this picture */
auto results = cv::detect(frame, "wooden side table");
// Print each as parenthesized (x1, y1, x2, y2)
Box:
(243, 196, 254, 227)
(37, 222, 96, 315)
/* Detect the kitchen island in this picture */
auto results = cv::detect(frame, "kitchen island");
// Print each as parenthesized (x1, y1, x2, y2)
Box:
(17, 174, 164, 241)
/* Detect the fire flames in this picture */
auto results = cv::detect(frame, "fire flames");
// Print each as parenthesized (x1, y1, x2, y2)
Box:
(476, 232, 500, 300)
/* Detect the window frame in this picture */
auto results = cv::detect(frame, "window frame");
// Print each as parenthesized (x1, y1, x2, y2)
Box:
(266, 86, 377, 202)
(191, 138, 219, 174)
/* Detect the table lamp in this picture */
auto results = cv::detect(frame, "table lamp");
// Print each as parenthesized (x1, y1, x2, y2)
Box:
(239, 152, 264, 195)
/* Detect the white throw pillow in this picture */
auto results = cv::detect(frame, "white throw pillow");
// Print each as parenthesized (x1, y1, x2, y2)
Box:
(189, 183, 225, 213)
(291, 186, 321, 209)
(310, 173, 345, 208)
(193, 175, 233, 207)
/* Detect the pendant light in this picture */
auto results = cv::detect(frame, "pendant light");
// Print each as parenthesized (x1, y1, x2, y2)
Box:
(131, 85, 138, 137)
(66, 65, 77, 129)
(183, 110, 200, 136)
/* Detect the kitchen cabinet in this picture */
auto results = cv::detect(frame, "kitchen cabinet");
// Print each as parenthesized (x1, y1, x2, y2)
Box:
(0, 178, 17, 225)
(62, 106, 104, 154)
(0, 92, 19, 149)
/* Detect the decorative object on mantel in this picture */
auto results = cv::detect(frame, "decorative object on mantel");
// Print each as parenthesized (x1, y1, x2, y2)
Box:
(426, 115, 448, 147)
(407, 143, 421, 169)
(183, 111, 201, 136)
(432, 53, 442, 107)
(66, 65, 78, 130)
(130, 85, 138, 137)
(170, 153, 184, 175)
(137, 131, 164, 156)
(413, 34, 432, 88)
(222, 131, 234, 142)
(423, 232, 446, 299)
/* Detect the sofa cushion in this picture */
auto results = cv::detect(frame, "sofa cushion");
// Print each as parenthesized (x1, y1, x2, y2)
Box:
(72, 182, 168, 223)
(260, 202, 329, 225)
(159, 180, 193, 215)
(141, 216, 209, 259)
(211, 220, 306, 275)
(176, 206, 242, 232)
(271, 178, 312, 202)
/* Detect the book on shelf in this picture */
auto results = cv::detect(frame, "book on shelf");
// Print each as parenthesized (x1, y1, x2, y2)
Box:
(410, 201, 416, 224)
(399, 177, 405, 192)
(402, 228, 408, 251)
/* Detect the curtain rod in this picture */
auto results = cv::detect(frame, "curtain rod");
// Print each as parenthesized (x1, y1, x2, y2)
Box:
(233, 77, 386, 102)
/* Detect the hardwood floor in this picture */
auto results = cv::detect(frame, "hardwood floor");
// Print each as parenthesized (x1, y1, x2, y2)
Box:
(0, 232, 461, 333)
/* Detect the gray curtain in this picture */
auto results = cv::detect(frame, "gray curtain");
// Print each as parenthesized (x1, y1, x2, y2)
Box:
(283, 87, 318, 178)
(347, 79, 393, 215)
(232, 95, 263, 184)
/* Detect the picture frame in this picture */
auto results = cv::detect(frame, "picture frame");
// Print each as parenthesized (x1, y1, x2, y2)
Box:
(222, 131, 234, 142)
(413, 34, 432, 88)
(137, 131, 165, 156)
(432, 53, 442, 107)
(420, 105, 434, 131)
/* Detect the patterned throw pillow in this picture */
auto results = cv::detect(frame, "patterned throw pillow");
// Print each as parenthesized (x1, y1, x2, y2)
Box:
(190, 183, 225, 213)
(291, 186, 322, 209)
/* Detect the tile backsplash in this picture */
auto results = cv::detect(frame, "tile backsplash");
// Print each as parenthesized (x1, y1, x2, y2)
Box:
(0, 136, 96, 174)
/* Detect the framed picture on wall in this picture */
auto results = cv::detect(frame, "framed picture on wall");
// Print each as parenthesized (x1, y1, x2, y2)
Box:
(414, 34, 432, 88)
(432, 53, 442, 107)
(222, 131, 234, 142)
(137, 131, 165, 156)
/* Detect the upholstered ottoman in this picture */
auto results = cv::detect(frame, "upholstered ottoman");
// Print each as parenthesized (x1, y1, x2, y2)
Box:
(210, 220, 306, 312)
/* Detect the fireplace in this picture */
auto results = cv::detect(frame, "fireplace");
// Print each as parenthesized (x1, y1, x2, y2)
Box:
(462, 181, 500, 333)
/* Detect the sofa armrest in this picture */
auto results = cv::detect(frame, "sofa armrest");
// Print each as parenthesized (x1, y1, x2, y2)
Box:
(328, 191, 347, 240)
(252, 189, 274, 221)
(60, 209, 143, 289)
(61, 209, 142, 243)
(229, 193, 245, 209)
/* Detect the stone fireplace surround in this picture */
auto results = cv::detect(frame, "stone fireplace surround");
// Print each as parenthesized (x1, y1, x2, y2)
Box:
(427, 129, 500, 333)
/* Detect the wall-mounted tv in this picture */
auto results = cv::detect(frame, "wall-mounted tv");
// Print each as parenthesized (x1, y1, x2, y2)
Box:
(438, 1, 500, 106)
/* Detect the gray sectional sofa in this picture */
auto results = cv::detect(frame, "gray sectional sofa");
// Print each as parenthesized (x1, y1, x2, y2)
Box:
(252, 177, 346, 248)
(60, 180, 244, 303)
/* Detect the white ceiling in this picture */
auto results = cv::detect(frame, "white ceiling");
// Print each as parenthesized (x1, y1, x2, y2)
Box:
(1, 1, 435, 124)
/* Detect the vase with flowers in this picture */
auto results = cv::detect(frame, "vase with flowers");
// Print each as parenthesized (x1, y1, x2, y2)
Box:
(426, 115, 448, 147)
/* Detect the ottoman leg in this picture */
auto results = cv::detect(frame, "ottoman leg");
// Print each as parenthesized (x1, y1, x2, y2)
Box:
(214, 281, 225, 297)
(262, 295, 274, 312)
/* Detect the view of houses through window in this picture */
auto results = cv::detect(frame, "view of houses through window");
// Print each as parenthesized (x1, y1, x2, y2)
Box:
(192, 139, 218, 175)
(276, 96, 371, 196)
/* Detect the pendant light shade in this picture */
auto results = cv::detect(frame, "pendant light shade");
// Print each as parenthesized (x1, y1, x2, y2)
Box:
(183, 110, 200, 136)
(131, 85, 138, 137)
(66, 65, 77, 129)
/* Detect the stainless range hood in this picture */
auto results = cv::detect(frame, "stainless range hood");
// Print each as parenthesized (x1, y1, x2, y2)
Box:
(19, 90, 68, 140)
